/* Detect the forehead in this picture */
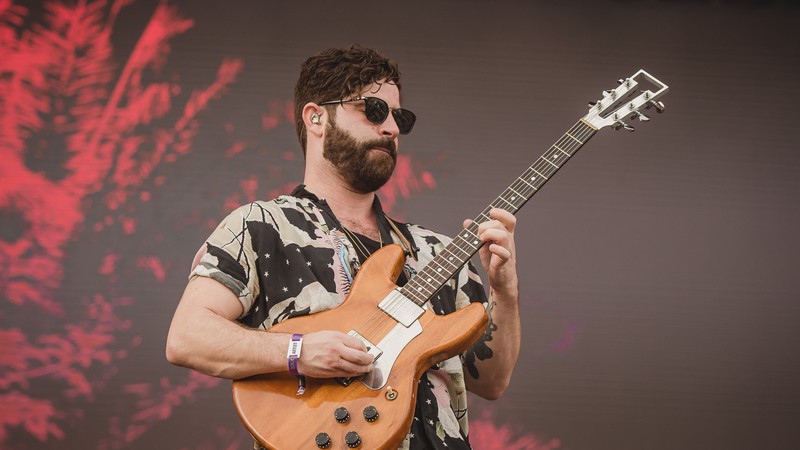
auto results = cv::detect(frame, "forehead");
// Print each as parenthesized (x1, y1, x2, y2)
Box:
(357, 80, 400, 104)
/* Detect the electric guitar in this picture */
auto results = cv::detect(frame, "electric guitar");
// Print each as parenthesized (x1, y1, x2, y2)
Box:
(232, 70, 669, 449)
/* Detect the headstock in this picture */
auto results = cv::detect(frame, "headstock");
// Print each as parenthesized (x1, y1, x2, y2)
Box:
(582, 70, 669, 132)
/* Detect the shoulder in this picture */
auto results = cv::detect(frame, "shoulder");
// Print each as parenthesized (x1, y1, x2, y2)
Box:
(223, 196, 316, 226)
(405, 222, 453, 248)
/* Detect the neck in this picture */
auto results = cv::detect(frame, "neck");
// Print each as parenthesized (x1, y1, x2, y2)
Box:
(303, 170, 380, 239)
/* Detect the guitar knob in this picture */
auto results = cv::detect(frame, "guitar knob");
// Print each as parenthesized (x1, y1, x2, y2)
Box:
(334, 407, 350, 423)
(363, 406, 379, 422)
(315, 432, 332, 448)
(345, 431, 362, 448)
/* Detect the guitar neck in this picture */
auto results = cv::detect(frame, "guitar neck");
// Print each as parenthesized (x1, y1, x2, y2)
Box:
(399, 120, 598, 306)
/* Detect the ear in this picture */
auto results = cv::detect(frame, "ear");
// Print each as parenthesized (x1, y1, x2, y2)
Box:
(302, 103, 325, 139)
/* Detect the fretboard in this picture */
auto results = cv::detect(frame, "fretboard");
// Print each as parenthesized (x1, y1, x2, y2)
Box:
(399, 120, 597, 306)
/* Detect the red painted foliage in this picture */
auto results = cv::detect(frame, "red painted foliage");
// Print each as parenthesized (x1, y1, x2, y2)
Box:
(470, 410, 562, 450)
(0, 0, 242, 446)
(0, 1, 483, 448)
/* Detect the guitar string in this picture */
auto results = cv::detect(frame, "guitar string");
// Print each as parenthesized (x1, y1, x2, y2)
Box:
(397, 121, 595, 307)
(353, 122, 596, 346)
(356, 123, 597, 351)
(379, 122, 593, 319)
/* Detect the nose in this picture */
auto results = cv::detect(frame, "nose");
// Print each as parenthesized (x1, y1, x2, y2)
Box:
(379, 112, 400, 139)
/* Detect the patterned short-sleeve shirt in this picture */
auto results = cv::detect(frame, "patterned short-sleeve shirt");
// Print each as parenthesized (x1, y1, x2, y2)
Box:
(191, 188, 487, 449)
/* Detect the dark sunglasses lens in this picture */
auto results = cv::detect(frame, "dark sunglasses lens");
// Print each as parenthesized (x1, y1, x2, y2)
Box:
(393, 109, 416, 134)
(364, 98, 389, 124)
(363, 97, 416, 134)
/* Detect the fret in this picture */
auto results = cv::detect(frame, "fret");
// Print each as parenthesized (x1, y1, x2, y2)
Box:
(553, 143, 572, 156)
(531, 168, 549, 180)
(494, 195, 516, 210)
(507, 186, 525, 202)
(518, 177, 538, 191)
(509, 184, 532, 200)
(402, 288, 425, 305)
(543, 158, 560, 169)
(461, 235, 481, 249)
(448, 243, 472, 257)
(421, 275, 439, 289)
(565, 132, 583, 144)
(399, 120, 597, 308)
(411, 281, 434, 296)
(439, 254, 460, 269)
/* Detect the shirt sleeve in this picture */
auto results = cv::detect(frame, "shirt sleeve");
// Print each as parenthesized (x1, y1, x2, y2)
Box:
(455, 260, 488, 309)
(189, 203, 264, 316)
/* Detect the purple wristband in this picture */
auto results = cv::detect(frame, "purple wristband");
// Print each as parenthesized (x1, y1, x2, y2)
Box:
(287, 333, 303, 376)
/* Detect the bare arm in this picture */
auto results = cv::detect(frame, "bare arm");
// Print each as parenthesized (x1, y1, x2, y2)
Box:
(165, 276, 374, 380)
(462, 208, 522, 400)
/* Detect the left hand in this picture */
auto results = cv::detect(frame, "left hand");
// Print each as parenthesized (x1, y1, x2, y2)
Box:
(463, 208, 518, 295)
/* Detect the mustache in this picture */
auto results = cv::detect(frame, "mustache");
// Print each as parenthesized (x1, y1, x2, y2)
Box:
(361, 138, 396, 155)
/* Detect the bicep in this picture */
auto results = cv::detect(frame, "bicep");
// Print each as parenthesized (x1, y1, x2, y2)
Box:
(176, 276, 245, 321)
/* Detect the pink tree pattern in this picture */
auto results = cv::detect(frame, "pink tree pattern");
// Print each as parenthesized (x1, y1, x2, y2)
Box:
(0, 1, 535, 448)
(0, 0, 241, 445)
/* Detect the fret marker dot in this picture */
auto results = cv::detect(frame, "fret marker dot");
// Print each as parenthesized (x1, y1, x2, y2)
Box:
(511, 196, 516, 201)
(473, 240, 479, 245)
(531, 176, 536, 180)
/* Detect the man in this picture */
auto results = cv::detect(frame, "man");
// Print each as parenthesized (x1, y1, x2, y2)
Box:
(166, 44, 521, 449)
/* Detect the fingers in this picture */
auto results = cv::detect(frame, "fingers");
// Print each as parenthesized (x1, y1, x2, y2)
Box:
(487, 208, 516, 233)
(297, 331, 374, 378)
(464, 209, 516, 250)
(340, 343, 376, 366)
(464, 209, 516, 235)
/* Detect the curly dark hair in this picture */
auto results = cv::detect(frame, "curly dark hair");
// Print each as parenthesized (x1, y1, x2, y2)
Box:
(294, 44, 401, 155)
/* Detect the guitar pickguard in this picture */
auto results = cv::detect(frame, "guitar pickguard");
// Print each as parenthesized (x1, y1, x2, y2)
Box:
(356, 319, 423, 390)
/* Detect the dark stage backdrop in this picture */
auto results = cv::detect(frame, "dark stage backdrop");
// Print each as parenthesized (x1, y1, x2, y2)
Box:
(2, 1, 799, 449)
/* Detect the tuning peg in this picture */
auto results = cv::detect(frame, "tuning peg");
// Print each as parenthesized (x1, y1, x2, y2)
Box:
(613, 120, 635, 132)
(631, 112, 650, 122)
(650, 100, 665, 113)
(618, 79, 625, 84)
(587, 101, 597, 107)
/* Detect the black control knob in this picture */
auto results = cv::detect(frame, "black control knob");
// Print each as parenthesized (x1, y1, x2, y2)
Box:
(315, 432, 332, 448)
(334, 407, 350, 423)
(363, 406, 379, 422)
(344, 431, 362, 448)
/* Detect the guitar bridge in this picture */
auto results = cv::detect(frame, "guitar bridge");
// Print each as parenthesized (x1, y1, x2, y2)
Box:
(334, 376, 354, 387)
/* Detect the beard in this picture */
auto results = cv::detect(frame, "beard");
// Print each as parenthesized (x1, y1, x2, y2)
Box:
(323, 121, 397, 194)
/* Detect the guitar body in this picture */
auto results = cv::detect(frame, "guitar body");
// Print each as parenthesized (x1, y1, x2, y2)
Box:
(232, 244, 489, 450)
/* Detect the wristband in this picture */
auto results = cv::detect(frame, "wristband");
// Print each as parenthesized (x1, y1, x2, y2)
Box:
(287, 333, 306, 395)
(287, 333, 303, 376)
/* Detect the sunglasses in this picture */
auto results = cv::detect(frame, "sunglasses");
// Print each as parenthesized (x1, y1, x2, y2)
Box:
(318, 96, 416, 134)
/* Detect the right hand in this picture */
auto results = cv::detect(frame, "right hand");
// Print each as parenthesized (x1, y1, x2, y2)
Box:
(295, 330, 374, 378)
